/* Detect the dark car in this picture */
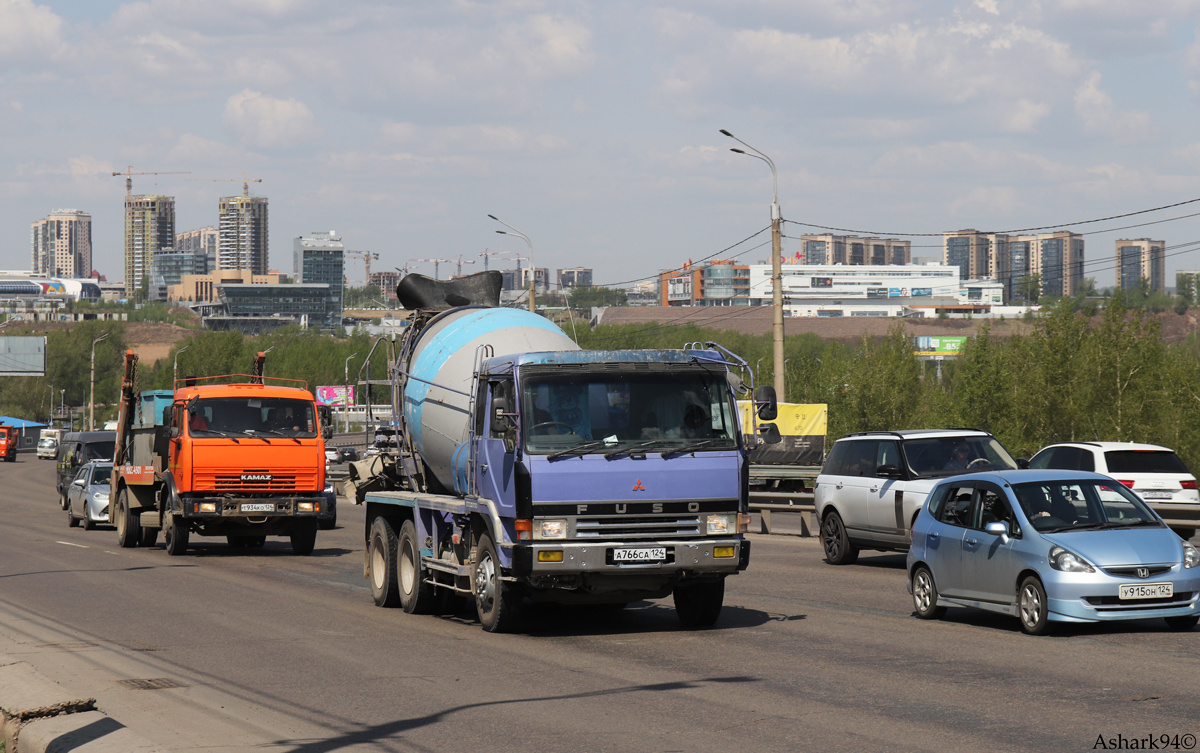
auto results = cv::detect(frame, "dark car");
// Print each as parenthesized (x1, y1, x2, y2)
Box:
(337, 447, 360, 463)
(56, 431, 116, 510)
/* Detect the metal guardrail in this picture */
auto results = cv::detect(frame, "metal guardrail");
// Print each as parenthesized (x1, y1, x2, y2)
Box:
(749, 492, 816, 536)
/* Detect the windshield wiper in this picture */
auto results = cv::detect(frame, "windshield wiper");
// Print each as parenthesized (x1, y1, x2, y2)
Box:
(547, 439, 615, 461)
(1103, 519, 1162, 528)
(604, 439, 674, 459)
(661, 438, 735, 459)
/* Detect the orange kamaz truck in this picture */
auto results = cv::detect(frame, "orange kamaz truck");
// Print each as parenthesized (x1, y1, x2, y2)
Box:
(111, 350, 332, 555)
(0, 424, 18, 462)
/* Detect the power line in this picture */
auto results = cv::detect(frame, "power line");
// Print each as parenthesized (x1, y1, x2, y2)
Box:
(590, 226, 770, 289)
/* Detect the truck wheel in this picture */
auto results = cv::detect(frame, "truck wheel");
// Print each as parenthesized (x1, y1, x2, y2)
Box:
(67, 501, 79, 528)
(821, 510, 859, 565)
(368, 516, 400, 607)
(164, 513, 189, 555)
(139, 527, 158, 548)
(397, 520, 435, 614)
(115, 489, 141, 548)
(290, 519, 318, 556)
(473, 533, 522, 633)
(673, 578, 725, 628)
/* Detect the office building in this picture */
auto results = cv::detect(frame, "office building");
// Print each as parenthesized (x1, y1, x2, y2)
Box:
(293, 232, 345, 325)
(217, 283, 332, 328)
(168, 270, 281, 303)
(557, 268, 593, 288)
(218, 195, 269, 273)
(801, 234, 911, 265)
(149, 251, 209, 301)
(176, 227, 217, 275)
(31, 210, 92, 278)
(660, 260, 751, 306)
(1116, 239, 1166, 293)
(123, 196, 175, 297)
(748, 263, 962, 316)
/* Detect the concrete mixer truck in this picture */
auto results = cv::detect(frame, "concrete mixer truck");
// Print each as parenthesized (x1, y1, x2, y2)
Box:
(348, 272, 777, 632)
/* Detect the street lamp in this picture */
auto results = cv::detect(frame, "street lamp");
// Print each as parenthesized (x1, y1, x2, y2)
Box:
(89, 333, 109, 431)
(344, 352, 359, 434)
(60, 389, 65, 429)
(488, 214, 536, 314)
(721, 128, 785, 399)
(173, 345, 190, 385)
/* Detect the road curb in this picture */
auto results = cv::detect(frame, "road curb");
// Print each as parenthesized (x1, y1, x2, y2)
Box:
(0, 656, 163, 753)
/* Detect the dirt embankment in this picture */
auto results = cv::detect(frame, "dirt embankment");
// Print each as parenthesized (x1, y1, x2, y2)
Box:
(9, 320, 196, 365)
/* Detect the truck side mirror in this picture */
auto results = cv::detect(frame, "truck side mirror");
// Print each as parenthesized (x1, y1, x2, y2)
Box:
(755, 385, 778, 421)
(758, 422, 781, 444)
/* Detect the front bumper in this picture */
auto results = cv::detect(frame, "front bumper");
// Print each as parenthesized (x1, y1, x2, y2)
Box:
(513, 538, 748, 577)
(1045, 567, 1200, 623)
(181, 495, 327, 519)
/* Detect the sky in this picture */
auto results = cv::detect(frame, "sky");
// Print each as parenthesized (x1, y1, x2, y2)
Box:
(4, 0, 1200, 291)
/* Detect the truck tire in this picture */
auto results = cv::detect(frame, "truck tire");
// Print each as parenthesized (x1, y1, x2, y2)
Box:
(473, 533, 522, 633)
(368, 516, 400, 607)
(673, 578, 725, 628)
(398, 520, 435, 614)
(115, 489, 141, 548)
(139, 527, 158, 548)
(290, 518, 318, 556)
(164, 513, 189, 556)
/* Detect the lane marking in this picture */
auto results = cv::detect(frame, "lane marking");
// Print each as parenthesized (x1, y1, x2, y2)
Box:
(55, 541, 89, 548)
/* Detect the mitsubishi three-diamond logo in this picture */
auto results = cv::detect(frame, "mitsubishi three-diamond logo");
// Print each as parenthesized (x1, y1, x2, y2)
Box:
(632, 479, 645, 492)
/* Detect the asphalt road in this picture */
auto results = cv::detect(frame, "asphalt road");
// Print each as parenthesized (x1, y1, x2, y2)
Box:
(2, 456, 1199, 752)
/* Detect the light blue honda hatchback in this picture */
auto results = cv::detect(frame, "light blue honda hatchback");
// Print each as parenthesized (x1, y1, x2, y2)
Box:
(907, 469, 1200, 635)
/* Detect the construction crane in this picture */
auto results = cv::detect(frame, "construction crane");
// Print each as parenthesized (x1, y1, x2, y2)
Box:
(479, 249, 517, 271)
(454, 254, 477, 278)
(112, 166, 191, 197)
(416, 258, 452, 280)
(186, 175, 263, 197)
(346, 250, 379, 286)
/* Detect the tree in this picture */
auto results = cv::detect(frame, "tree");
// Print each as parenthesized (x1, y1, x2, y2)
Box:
(1018, 273, 1041, 303)
(567, 286, 627, 309)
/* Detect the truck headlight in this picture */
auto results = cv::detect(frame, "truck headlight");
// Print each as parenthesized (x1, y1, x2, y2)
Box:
(1184, 542, 1200, 569)
(198, 502, 218, 514)
(297, 502, 315, 512)
(537, 519, 567, 540)
(707, 514, 735, 535)
(1048, 545, 1094, 573)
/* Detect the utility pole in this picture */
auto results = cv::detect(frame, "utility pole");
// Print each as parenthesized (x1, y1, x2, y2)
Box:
(90, 333, 109, 430)
(488, 215, 536, 314)
(344, 353, 359, 434)
(721, 129, 785, 398)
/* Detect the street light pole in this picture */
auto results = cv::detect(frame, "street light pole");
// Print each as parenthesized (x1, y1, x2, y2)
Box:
(344, 352, 359, 434)
(89, 333, 109, 431)
(60, 389, 65, 429)
(173, 345, 190, 386)
(721, 129, 785, 399)
(488, 215, 536, 314)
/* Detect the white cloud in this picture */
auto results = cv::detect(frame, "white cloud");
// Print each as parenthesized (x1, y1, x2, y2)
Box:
(0, 0, 65, 60)
(1073, 71, 1154, 141)
(1002, 99, 1050, 132)
(222, 89, 321, 148)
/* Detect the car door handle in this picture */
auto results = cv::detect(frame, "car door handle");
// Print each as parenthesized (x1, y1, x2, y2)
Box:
(869, 486, 879, 492)
(928, 532, 939, 541)
(965, 537, 979, 546)
(836, 483, 843, 489)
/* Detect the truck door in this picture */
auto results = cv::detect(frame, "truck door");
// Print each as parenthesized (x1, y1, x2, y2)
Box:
(476, 380, 516, 509)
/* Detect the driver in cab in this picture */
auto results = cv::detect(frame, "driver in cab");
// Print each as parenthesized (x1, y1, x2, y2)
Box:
(944, 442, 987, 470)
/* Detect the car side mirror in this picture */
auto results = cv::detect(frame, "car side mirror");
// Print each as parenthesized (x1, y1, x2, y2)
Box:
(876, 464, 904, 479)
(758, 423, 781, 445)
(1016, 457, 1030, 469)
(755, 385, 778, 421)
(984, 520, 1010, 543)
(72, 478, 85, 487)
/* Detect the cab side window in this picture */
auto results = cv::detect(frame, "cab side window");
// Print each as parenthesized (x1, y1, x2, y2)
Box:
(938, 484, 974, 527)
(488, 380, 516, 451)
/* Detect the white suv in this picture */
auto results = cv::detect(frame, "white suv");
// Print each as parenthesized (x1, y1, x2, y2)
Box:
(1029, 442, 1199, 539)
(815, 429, 1022, 564)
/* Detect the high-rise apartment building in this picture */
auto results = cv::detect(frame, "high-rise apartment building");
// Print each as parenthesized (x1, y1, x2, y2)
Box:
(1031, 231, 1085, 298)
(557, 268, 593, 288)
(942, 230, 995, 282)
(801, 234, 910, 265)
(31, 209, 92, 278)
(1115, 238, 1166, 293)
(293, 232, 345, 327)
(944, 230, 1084, 301)
(176, 227, 217, 276)
(368, 271, 401, 299)
(124, 196, 175, 297)
(218, 195, 269, 273)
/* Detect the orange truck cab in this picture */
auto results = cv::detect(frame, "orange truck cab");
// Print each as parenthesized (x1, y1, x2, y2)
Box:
(0, 425, 17, 462)
(112, 350, 331, 556)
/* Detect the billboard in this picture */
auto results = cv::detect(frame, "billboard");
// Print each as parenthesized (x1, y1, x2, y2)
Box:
(912, 288, 932, 297)
(811, 277, 832, 288)
(0, 336, 47, 376)
(315, 386, 355, 407)
(914, 336, 968, 356)
(737, 401, 828, 466)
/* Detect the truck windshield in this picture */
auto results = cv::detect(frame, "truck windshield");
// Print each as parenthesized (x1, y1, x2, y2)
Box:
(520, 369, 739, 455)
(190, 397, 317, 438)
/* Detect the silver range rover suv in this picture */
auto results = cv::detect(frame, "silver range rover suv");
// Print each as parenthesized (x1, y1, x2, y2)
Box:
(815, 429, 1023, 565)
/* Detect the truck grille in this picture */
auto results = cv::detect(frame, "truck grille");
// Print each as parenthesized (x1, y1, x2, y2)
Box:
(193, 468, 319, 493)
(575, 515, 702, 540)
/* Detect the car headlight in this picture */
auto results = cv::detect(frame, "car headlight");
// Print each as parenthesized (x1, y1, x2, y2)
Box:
(537, 519, 567, 540)
(707, 514, 735, 535)
(94, 492, 109, 501)
(1184, 541, 1200, 569)
(1048, 545, 1095, 573)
